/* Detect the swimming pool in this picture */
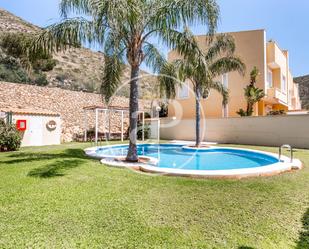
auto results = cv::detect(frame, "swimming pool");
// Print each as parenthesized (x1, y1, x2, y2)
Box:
(85, 144, 302, 178)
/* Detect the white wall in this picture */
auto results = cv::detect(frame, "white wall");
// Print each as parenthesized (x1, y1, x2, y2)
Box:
(160, 115, 309, 149)
(146, 119, 160, 140)
(13, 114, 61, 147)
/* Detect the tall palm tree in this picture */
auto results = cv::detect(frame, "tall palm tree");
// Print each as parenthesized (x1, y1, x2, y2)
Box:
(159, 31, 245, 147)
(35, 0, 220, 161)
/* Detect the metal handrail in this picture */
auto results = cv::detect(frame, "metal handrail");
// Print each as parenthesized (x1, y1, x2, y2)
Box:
(279, 144, 293, 163)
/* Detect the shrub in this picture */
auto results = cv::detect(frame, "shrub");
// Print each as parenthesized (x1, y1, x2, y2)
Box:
(0, 119, 22, 152)
(0, 56, 30, 83)
(159, 103, 168, 117)
(137, 122, 150, 140)
(0, 32, 55, 71)
(33, 58, 57, 72)
(267, 110, 286, 116)
(33, 72, 49, 86)
(56, 73, 69, 82)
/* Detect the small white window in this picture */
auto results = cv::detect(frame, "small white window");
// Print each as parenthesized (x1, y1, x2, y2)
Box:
(222, 73, 228, 88)
(267, 69, 273, 88)
(178, 82, 189, 99)
(281, 75, 287, 93)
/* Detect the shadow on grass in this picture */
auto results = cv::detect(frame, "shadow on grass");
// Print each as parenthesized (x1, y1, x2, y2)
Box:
(296, 208, 309, 249)
(238, 246, 255, 249)
(5, 148, 87, 165)
(27, 159, 85, 178)
(3, 148, 93, 178)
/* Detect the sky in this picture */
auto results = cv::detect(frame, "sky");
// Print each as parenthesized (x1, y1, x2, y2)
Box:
(1, 0, 308, 76)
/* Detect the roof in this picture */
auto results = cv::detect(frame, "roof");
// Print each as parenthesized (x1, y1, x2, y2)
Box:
(83, 105, 129, 111)
(0, 107, 60, 116)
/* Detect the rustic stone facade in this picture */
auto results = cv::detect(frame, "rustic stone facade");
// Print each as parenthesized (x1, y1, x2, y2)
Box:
(0, 82, 150, 142)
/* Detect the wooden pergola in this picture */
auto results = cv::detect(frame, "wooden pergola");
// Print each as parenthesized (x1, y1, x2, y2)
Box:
(83, 105, 147, 144)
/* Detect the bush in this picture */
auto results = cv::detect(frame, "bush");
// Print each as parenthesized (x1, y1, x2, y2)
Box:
(0, 57, 30, 83)
(137, 122, 150, 140)
(33, 58, 57, 72)
(159, 103, 168, 117)
(56, 73, 69, 82)
(33, 72, 49, 86)
(0, 119, 22, 152)
(267, 110, 286, 116)
(0, 32, 56, 72)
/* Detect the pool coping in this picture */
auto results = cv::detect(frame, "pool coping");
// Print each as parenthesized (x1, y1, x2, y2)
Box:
(84, 143, 303, 179)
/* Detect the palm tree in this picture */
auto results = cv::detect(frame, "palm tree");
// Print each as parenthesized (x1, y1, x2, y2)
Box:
(35, 0, 220, 161)
(159, 31, 245, 147)
(237, 67, 265, 116)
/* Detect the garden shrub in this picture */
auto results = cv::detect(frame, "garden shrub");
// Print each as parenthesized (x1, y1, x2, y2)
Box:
(0, 119, 22, 151)
(137, 122, 150, 140)
(267, 110, 286, 116)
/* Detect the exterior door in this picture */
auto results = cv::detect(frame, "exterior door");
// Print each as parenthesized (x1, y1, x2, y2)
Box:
(27, 116, 43, 146)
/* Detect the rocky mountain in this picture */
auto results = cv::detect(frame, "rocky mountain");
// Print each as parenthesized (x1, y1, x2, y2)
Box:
(294, 75, 309, 110)
(0, 8, 157, 99)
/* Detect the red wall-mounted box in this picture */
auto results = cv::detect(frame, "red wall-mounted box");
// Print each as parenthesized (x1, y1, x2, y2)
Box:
(16, 120, 27, 131)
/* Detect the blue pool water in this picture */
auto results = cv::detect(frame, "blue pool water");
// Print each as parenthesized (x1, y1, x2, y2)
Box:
(95, 144, 279, 170)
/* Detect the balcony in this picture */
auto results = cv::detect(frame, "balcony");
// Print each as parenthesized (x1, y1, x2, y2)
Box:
(265, 87, 288, 105)
(267, 42, 287, 69)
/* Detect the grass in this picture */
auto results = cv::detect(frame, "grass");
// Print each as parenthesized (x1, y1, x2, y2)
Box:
(0, 142, 308, 249)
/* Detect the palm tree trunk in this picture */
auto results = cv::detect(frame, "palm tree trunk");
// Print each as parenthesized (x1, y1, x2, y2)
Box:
(126, 65, 140, 162)
(195, 86, 202, 147)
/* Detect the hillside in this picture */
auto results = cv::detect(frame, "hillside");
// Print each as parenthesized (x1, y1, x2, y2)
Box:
(0, 8, 157, 98)
(294, 75, 309, 110)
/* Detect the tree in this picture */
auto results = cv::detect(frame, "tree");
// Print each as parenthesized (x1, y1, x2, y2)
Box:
(237, 67, 265, 117)
(0, 32, 56, 73)
(35, 0, 220, 161)
(159, 31, 245, 147)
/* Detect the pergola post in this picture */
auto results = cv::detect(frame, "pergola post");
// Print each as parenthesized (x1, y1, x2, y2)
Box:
(95, 108, 98, 144)
(108, 110, 111, 140)
(121, 111, 124, 142)
(84, 109, 87, 142)
(157, 119, 160, 143)
(104, 110, 107, 141)
(142, 112, 145, 141)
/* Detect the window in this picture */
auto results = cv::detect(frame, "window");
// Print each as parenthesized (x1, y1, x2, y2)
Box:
(178, 82, 189, 99)
(281, 75, 287, 93)
(267, 69, 273, 88)
(222, 73, 228, 88)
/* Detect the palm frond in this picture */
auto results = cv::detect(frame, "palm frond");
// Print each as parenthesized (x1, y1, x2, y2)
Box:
(205, 34, 236, 61)
(158, 62, 179, 99)
(148, 0, 219, 34)
(209, 56, 246, 77)
(143, 42, 166, 73)
(101, 54, 125, 103)
(60, 0, 93, 17)
(208, 81, 229, 106)
(35, 17, 98, 54)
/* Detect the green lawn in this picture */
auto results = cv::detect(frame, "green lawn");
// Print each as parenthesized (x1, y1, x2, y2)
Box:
(0, 142, 308, 249)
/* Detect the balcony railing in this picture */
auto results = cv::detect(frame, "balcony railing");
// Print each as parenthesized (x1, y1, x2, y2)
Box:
(266, 87, 288, 104)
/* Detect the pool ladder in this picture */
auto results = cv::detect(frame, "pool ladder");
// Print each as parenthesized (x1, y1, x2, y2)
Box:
(279, 144, 293, 163)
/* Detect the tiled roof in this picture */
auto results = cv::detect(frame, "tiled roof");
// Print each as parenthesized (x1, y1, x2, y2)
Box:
(0, 107, 60, 116)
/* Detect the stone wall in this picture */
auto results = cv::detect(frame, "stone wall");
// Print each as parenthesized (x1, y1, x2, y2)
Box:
(0, 82, 150, 142)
